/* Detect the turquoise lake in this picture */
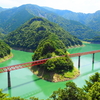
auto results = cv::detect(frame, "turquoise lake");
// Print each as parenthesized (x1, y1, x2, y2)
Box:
(0, 43, 100, 99)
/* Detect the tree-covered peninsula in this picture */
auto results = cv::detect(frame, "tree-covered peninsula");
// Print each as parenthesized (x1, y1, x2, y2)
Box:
(5, 17, 82, 52)
(0, 40, 12, 62)
(31, 33, 79, 82)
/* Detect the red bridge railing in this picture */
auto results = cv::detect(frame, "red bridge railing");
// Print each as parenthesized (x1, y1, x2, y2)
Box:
(0, 59, 48, 73)
(0, 50, 100, 73)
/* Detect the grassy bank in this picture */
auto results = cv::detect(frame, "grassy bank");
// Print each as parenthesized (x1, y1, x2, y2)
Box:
(82, 41, 91, 44)
(0, 53, 13, 63)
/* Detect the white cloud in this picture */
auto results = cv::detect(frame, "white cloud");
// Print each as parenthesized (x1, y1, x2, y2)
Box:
(0, 0, 100, 13)
(0, 0, 19, 8)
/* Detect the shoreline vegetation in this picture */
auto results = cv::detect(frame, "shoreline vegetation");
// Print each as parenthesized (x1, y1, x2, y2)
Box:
(0, 53, 13, 63)
(12, 47, 33, 52)
(0, 44, 84, 63)
(31, 66, 80, 82)
(12, 44, 85, 52)
(67, 44, 85, 49)
(82, 41, 91, 44)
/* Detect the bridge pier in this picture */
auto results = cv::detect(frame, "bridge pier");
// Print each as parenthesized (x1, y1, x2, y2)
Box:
(7, 71, 11, 88)
(78, 56, 80, 69)
(92, 53, 95, 64)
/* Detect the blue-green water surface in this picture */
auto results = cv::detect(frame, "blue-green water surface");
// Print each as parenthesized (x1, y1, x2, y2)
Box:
(0, 43, 100, 99)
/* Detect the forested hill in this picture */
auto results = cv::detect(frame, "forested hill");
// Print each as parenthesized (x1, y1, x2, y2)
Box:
(0, 7, 6, 13)
(0, 4, 99, 39)
(31, 32, 77, 82)
(45, 7, 100, 33)
(5, 17, 82, 52)
(32, 33, 67, 60)
(0, 40, 11, 58)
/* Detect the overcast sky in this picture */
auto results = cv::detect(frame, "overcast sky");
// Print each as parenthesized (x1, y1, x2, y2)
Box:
(0, 0, 100, 13)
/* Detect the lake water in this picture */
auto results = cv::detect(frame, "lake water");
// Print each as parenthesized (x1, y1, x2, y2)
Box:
(0, 43, 100, 99)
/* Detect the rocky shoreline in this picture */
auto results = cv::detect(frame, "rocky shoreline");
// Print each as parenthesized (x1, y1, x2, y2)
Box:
(31, 66, 80, 82)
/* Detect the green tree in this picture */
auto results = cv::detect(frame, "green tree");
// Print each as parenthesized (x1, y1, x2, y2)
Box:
(0, 40, 11, 58)
(87, 82, 100, 100)
(32, 33, 74, 73)
(29, 97, 39, 100)
(0, 89, 25, 100)
(83, 72, 100, 92)
(44, 54, 74, 73)
(0, 89, 8, 99)
(50, 82, 87, 100)
(32, 33, 67, 60)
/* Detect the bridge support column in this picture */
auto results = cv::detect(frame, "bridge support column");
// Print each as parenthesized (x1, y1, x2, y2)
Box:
(78, 56, 80, 69)
(7, 71, 11, 88)
(92, 53, 95, 64)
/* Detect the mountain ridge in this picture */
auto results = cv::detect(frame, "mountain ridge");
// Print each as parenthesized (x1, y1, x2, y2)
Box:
(45, 7, 100, 32)
(0, 4, 99, 39)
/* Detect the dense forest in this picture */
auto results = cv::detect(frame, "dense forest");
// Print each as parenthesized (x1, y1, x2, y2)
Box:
(0, 72, 100, 100)
(0, 40, 11, 58)
(31, 32, 79, 82)
(5, 17, 82, 52)
(32, 33, 67, 60)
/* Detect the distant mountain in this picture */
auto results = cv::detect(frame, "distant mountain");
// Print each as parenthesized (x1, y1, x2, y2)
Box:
(0, 7, 7, 13)
(0, 6, 34, 33)
(5, 17, 82, 51)
(85, 11, 100, 32)
(45, 7, 100, 32)
(44, 7, 91, 24)
(0, 4, 99, 39)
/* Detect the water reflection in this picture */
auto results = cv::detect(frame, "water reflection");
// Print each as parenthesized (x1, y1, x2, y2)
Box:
(3, 78, 41, 92)
(92, 64, 94, 71)
(8, 88, 12, 98)
(3, 78, 41, 99)
(79, 60, 100, 77)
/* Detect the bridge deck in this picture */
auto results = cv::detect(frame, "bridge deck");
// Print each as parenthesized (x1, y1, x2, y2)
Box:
(0, 50, 100, 73)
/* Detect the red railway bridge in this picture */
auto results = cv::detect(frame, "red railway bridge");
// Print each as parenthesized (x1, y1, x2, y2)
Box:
(0, 50, 100, 88)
